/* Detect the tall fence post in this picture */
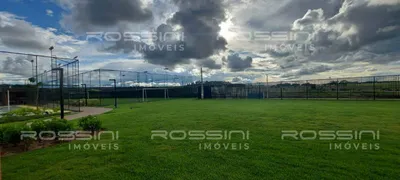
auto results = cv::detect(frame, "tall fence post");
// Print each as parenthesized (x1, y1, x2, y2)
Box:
(306, 81, 309, 100)
(373, 76, 376, 100)
(336, 79, 339, 100)
(280, 81, 283, 100)
(99, 69, 102, 106)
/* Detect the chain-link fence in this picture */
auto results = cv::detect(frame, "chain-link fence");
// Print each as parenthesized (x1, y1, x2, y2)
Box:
(0, 51, 81, 111)
(33, 58, 81, 111)
(208, 75, 400, 100)
(77, 69, 199, 106)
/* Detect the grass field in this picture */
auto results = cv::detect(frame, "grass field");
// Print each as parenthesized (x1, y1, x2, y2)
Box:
(1, 99, 400, 179)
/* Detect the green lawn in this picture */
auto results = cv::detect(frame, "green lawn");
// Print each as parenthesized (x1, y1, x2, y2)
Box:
(2, 99, 400, 179)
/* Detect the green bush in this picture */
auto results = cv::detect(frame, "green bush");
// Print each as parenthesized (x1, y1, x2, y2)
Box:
(31, 120, 48, 134)
(78, 115, 102, 133)
(0, 126, 4, 144)
(45, 119, 73, 133)
(2, 126, 23, 146)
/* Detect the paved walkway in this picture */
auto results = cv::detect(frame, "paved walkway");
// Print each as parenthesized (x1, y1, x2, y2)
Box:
(65, 107, 113, 120)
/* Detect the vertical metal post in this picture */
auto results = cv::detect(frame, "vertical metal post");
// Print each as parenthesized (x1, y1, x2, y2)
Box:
(109, 79, 117, 108)
(82, 84, 88, 106)
(114, 80, 117, 108)
(280, 81, 283, 100)
(266, 74, 269, 99)
(306, 81, 309, 100)
(99, 69, 102, 106)
(52, 68, 64, 119)
(7, 86, 10, 112)
(336, 79, 339, 100)
(142, 88, 145, 102)
(201, 67, 204, 99)
(373, 76, 376, 100)
(35, 56, 39, 110)
(60, 69, 64, 119)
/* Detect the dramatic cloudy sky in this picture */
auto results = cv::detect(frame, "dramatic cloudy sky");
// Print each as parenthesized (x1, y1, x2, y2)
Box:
(1, 0, 400, 84)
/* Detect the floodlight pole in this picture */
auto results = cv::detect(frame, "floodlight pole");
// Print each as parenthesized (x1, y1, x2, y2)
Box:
(52, 68, 64, 119)
(35, 56, 39, 110)
(82, 84, 88, 106)
(109, 79, 117, 108)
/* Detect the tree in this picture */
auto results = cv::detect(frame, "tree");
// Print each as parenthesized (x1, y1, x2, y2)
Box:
(28, 77, 36, 83)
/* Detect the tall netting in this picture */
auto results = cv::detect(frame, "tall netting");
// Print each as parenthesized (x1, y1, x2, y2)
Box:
(206, 75, 400, 100)
(78, 69, 198, 106)
(0, 51, 80, 111)
(36, 58, 81, 111)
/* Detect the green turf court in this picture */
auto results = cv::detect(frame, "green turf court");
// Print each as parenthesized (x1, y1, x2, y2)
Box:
(1, 99, 399, 179)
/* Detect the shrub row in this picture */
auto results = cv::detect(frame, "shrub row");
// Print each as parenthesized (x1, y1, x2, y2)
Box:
(0, 119, 73, 146)
(0, 116, 102, 147)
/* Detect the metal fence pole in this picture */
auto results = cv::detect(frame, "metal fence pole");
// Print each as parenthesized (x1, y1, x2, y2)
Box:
(280, 81, 283, 100)
(336, 79, 339, 100)
(306, 81, 309, 100)
(373, 76, 376, 100)
(99, 69, 102, 106)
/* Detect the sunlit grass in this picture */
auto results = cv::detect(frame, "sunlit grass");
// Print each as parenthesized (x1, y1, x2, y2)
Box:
(2, 99, 399, 179)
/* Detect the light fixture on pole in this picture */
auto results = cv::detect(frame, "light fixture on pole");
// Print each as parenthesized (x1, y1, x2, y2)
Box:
(144, 71, 148, 84)
(30, 60, 34, 79)
(49, 46, 54, 68)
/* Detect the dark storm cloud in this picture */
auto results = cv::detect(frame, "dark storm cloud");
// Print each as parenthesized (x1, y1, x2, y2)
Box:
(0, 12, 47, 50)
(106, 0, 228, 67)
(227, 54, 253, 72)
(281, 65, 332, 78)
(294, 0, 400, 58)
(0, 56, 32, 76)
(260, 0, 400, 79)
(61, 0, 153, 33)
(233, 0, 342, 31)
(196, 59, 222, 70)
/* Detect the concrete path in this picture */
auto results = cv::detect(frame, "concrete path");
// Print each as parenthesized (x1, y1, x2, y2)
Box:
(65, 107, 113, 120)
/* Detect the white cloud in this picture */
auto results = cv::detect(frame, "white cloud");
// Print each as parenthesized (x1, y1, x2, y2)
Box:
(46, 9, 54, 17)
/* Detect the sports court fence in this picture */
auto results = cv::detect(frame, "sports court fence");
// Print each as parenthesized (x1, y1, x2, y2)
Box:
(209, 75, 400, 100)
(0, 50, 81, 111)
(76, 69, 199, 106)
